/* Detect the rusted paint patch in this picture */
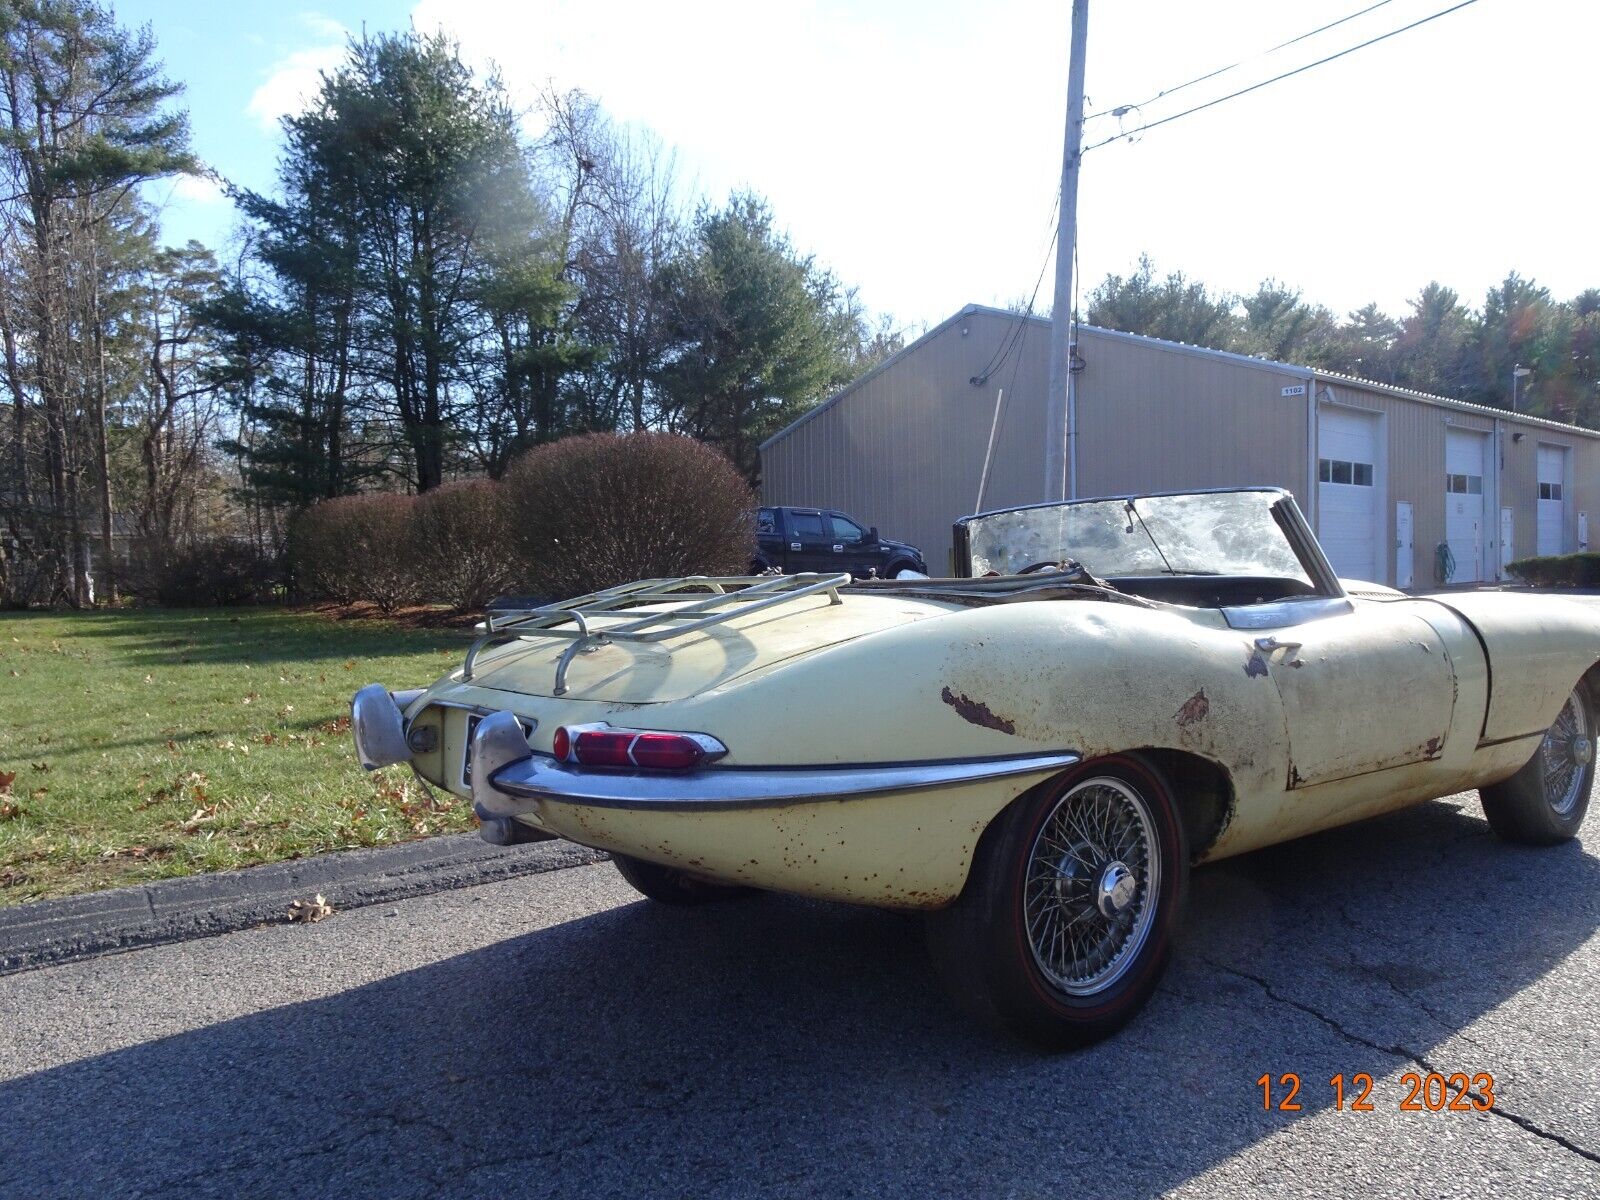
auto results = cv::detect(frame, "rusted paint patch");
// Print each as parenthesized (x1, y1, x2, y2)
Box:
(1174, 688, 1210, 727)
(1244, 650, 1269, 678)
(1424, 735, 1442, 756)
(940, 686, 1016, 735)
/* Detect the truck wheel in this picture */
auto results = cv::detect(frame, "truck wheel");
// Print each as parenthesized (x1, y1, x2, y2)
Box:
(925, 756, 1187, 1049)
(1480, 680, 1595, 845)
(884, 558, 913, 579)
(611, 854, 754, 905)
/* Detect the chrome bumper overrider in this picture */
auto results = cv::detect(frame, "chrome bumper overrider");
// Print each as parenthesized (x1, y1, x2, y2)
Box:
(468, 709, 1079, 816)
(350, 684, 424, 771)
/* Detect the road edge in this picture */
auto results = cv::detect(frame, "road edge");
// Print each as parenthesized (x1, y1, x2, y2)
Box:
(0, 833, 608, 977)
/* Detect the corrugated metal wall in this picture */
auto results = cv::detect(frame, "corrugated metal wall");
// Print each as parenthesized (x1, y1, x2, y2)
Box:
(759, 309, 1051, 569)
(1317, 380, 1599, 584)
(1074, 331, 1310, 501)
(760, 305, 1600, 585)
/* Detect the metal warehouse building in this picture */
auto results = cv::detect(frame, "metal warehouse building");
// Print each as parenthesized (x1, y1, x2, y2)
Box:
(760, 304, 1600, 587)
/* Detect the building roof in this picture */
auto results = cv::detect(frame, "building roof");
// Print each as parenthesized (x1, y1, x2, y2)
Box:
(760, 302, 1600, 451)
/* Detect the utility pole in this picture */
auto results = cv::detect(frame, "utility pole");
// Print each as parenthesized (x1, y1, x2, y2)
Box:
(1043, 0, 1089, 503)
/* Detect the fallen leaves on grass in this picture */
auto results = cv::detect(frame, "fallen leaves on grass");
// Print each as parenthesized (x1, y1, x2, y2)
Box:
(31, 761, 48, 773)
(181, 803, 221, 832)
(142, 769, 210, 811)
(288, 893, 334, 923)
(0, 770, 14, 794)
(100, 844, 172, 861)
(0, 800, 22, 821)
(320, 715, 351, 736)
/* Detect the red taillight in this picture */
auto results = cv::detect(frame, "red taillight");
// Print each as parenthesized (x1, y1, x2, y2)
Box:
(552, 724, 723, 771)
(573, 729, 636, 767)
(629, 732, 705, 770)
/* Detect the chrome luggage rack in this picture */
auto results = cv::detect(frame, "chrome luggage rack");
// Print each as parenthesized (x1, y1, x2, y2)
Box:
(462, 573, 850, 695)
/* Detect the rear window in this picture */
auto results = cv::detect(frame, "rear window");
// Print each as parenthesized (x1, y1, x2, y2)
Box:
(757, 508, 777, 534)
(789, 511, 826, 538)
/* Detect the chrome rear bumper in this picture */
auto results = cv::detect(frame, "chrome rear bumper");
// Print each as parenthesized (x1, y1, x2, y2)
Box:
(468, 709, 1078, 816)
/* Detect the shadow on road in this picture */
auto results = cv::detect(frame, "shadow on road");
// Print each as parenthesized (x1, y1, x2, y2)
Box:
(1, 797, 1595, 1198)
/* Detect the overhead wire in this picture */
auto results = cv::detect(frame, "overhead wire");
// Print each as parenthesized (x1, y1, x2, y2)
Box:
(1083, 0, 1398, 121)
(971, 194, 1059, 386)
(1082, 0, 1481, 154)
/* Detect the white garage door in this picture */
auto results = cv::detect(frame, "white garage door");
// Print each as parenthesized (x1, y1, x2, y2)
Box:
(1445, 429, 1488, 583)
(1537, 444, 1568, 557)
(1318, 407, 1380, 583)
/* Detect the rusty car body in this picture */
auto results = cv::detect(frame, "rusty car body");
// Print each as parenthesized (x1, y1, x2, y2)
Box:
(351, 488, 1600, 1046)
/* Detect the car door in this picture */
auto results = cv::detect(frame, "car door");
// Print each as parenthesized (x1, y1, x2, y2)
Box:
(784, 509, 833, 573)
(1246, 601, 1459, 788)
(755, 508, 785, 570)
(827, 512, 879, 577)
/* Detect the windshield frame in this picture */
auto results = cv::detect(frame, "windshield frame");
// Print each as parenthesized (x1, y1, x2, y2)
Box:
(952, 487, 1344, 597)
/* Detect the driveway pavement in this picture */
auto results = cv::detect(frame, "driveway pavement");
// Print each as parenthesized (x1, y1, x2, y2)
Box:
(1, 785, 1596, 1198)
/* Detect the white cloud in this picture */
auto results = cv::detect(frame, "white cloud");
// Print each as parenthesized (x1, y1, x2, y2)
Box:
(171, 173, 226, 205)
(300, 12, 348, 41)
(246, 15, 350, 133)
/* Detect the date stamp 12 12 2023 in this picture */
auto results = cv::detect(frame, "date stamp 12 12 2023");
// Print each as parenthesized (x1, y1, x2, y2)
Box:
(1258, 1072, 1496, 1113)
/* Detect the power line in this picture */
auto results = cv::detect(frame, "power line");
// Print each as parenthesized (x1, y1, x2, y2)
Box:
(1082, 0, 1481, 154)
(1085, 0, 1398, 121)
(972, 195, 1059, 386)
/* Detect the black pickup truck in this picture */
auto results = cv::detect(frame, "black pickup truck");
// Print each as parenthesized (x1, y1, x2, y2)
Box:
(753, 506, 927, 579)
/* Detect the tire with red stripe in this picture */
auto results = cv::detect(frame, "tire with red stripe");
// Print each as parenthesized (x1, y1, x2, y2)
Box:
(926, 755, 1188, 1049)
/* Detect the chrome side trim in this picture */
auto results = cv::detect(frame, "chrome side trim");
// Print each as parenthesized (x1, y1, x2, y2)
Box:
(1222, 595, 1352, 630)
(486, 750, 1081, 811)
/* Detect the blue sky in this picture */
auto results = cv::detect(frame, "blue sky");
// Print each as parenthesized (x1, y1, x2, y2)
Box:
(121, 1, 1600, 332)
(117, 0, 411, 253)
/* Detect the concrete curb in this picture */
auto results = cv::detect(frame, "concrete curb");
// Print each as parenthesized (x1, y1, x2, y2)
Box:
(0, 834, 608, 977)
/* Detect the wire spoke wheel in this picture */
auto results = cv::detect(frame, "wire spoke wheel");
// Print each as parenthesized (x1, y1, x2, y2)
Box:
(1023, 776, 1159, 996)
(1481, 680, 1596, 847)
(1539, 689, 1593, 817)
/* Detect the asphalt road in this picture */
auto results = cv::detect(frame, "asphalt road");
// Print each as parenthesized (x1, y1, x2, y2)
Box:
(1, 783, 1597, 1199)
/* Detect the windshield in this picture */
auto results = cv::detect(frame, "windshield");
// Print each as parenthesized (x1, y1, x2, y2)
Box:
(962, 490, 1312, 582)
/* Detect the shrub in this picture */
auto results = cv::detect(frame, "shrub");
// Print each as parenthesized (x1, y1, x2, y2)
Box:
(153, 538, 279, 607)
(291, 493, 424, 611)
(413, 480, 518, 612)
(1507, 553, 1600, 589)
(503, 432, 756, 599)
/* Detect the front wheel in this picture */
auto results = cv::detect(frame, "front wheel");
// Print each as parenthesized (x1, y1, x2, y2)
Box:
(1480, 680, 1595, 845)
(925, 756, 1188, 1049)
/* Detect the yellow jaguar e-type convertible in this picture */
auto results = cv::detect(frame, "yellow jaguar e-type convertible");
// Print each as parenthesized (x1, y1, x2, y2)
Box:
(351, 488, 1599, 1047)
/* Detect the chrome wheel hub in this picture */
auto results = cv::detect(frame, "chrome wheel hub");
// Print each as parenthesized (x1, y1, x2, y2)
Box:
(1540, 689, 1594, 817)
(1096, 861, 1137, 918)
(1024, 777, 1160, 997)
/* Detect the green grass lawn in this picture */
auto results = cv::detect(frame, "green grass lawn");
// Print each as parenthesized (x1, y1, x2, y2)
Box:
(0, 607, 475, 905)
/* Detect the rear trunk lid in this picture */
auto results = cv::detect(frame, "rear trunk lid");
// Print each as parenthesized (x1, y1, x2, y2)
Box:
(461, 591, 956, 702)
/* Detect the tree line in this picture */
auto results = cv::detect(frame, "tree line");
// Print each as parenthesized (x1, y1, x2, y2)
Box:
(1083, 254, 1600, 425)
(0, 3, 894, 607)
(3, 1, 1594, 611)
